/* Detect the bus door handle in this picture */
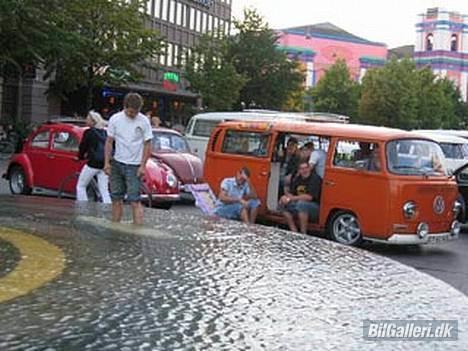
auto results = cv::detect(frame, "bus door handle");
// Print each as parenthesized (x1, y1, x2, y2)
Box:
(47, 154, 55, 160)
(325, 180, 335, 186)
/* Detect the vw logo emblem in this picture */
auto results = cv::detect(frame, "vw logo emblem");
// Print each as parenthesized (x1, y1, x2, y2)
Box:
(433, 196, 445, 215)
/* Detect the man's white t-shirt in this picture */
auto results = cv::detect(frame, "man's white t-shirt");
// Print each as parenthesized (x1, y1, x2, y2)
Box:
(107, 111, 153, 165)
(309, 149, 326, 178)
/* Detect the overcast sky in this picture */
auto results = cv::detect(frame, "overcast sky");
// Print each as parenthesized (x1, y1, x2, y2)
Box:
(232, 0, 468, 48)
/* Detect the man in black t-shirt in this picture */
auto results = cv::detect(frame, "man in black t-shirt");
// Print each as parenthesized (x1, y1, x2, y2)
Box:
(279, 161, 322, 234)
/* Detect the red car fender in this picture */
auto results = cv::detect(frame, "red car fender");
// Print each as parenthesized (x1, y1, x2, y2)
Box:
(144, 158, 179, 194)
(8, 154, 34, 188)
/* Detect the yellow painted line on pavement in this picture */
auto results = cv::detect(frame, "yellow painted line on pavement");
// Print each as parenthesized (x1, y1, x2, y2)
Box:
(0, 227, 65, 303)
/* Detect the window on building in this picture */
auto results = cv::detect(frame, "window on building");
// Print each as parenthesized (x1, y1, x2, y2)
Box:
(197, 10, 202, 32)
(154, 0, 160, 18)
(190, 7, 196, 30)
(176, 2, 183, 26)
(167, 43, 174, 67)
(173, 44, 179, 66)
(169, 0, 175, 23)
(161, 0, 168, 21)
(202, 12, 207, 33)
(182, 4, 188, 27)
(159, 42, 167, 66)
(146, 0, 153, 15)
(451, 34, 458, 52)
(426, 33, 434, 51)
(208, 14, 213, 32)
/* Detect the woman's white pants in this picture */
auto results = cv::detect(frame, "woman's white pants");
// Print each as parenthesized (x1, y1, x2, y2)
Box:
(76, 164, 111, 204)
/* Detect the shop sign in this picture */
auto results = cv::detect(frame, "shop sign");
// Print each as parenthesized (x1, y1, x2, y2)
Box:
(163, 72, 180, 92)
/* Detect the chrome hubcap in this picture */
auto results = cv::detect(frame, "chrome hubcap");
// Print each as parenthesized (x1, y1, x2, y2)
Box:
(11, 171, 24, 194)
(332, 214, 361, 245)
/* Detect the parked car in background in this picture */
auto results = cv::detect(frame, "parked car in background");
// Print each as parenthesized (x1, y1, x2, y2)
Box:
(185, 111, 349, 162)
(412, 130, 468, 174)
(204, 120, 461, 246)
(2, 119, 180, 207)
(151, 127, 203, 191)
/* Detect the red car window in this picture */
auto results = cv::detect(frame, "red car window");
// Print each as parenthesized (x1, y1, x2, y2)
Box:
(31, 131, 50, 149)
(52, 131, 79, 153)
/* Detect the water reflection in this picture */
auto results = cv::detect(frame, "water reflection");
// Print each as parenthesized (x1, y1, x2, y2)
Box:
(0, 196, 467, 350)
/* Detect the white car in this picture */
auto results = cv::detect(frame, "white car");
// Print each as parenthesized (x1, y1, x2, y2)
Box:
(412, 130, 468, 173)
(185, 111, 349, 162)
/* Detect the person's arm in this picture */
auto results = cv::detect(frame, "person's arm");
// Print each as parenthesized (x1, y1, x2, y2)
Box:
(137, 117, 154, 178)
(103, 136, 114, 176)
(137, 140, 152, 178)
(243, 178, 257, 200)
(78, 130, 90, 160)
(218, 189, 243, 204)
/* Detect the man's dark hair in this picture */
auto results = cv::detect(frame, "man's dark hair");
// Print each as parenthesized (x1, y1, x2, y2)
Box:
(240, 166, 251, 178)
(123, 93, 144, 110)
(303, 142, 314, 150)
(298, 161, 309, 168)
(287, 137, 298, 145)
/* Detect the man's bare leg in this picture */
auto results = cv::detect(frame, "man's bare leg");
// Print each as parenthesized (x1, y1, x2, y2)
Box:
(298, 212, 309, 234)
(131, 201, 144, 225)
(240, 208, 249, 224)
(282, 211, 298, 232)
(112, 200, 124, 223)
(249, 207, 258, 224)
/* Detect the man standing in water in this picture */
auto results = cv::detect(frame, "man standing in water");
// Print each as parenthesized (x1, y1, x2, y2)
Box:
(104, 93, 153, 225)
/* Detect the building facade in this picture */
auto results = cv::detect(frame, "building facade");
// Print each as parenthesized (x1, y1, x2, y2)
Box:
(0, 0, 232, 125)
(414, 8, 468, 102)
(276, 22, 388, 89)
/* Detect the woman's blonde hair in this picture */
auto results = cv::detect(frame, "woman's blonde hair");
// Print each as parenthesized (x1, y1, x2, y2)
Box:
(87, 111, 107, 129)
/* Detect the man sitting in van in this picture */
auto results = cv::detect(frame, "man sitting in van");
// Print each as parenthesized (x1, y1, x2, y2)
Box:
(279, 161, 322, 234)
(214, 167, 261, 224)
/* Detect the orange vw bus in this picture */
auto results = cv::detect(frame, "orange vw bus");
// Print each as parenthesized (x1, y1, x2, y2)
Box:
(204, 121, 462, 245)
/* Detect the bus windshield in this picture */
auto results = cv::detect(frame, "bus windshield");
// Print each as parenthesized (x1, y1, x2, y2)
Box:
(387, 139, 447, 176)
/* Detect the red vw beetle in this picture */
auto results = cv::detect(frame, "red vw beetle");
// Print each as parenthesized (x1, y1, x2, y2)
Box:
(3, 119, 180, 207)
(150, 127, 204, 191)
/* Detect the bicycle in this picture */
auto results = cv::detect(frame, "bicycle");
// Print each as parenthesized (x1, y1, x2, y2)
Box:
(58, 171, 153, 207)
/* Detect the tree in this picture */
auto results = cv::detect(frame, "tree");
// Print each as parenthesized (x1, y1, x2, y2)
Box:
(359, 58, 464, 129)
(185, 34, 246, 111)
(45, 0, 163, 109)
(227, 9, 305, 110)
(309, 59, 360, 119)
(0, 0, 66, 73)
(359, 59, 420, 129)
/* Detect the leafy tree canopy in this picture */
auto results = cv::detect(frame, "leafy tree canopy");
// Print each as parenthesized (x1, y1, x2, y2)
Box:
(227, 9, 305, 110)
(309, 59, 360, 119)
(185, 34, 246, 111)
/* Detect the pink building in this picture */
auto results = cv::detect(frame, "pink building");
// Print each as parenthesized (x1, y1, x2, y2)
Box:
(277, 23, 388, 88)
(414, 8, 468, 102)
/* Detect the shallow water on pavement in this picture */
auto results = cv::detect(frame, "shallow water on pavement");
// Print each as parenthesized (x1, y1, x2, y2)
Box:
(0, 196, 467, 350)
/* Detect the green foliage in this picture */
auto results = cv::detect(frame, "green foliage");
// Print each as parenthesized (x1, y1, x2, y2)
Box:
(309, 59, 360, 119)
(359, 58, 464, 129)
(0, 0, 70, 74)
(45, 0, 163, 108)
(185, 34, 247, 111)
(227, 9, 305, 110)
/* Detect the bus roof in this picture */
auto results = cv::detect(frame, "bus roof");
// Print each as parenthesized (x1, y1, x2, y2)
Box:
(190, 111, 349, 124)
(219, 120, 430, 141)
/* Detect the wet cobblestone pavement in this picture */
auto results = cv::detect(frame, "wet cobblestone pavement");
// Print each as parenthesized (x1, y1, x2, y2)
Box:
(0, 195, 468, 350)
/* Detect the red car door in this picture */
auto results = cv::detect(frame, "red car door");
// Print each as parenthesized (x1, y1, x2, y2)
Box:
(50, 128, 84, 194)
(27, 128, 54, 189)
